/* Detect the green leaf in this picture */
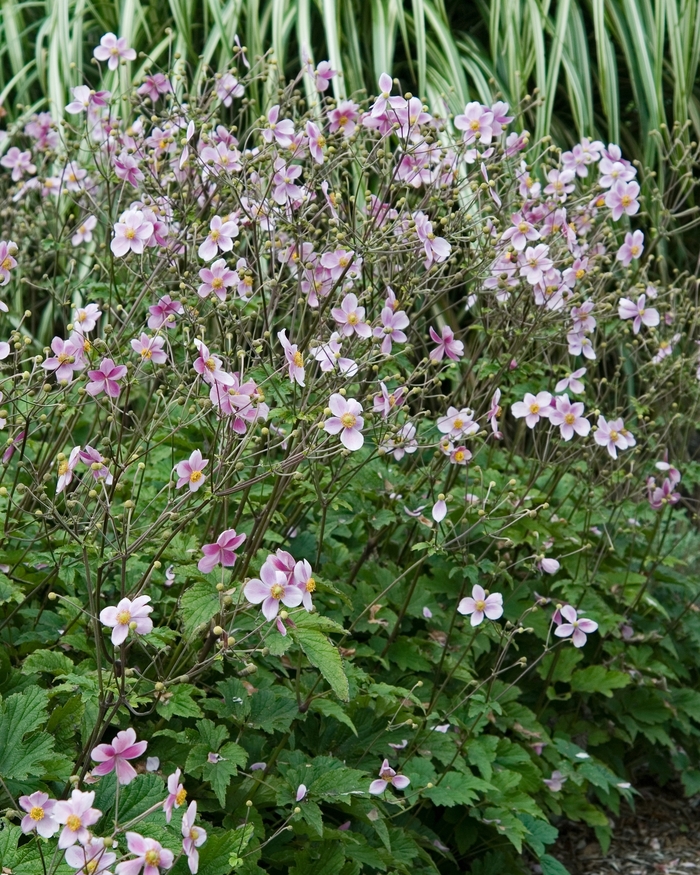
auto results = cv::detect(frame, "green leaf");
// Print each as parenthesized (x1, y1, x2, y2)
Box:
(157, 685, 204, 720)
(0, 688, 55, 780)
(186, 739, 247, 806)
(249, 691, 299, 733)
(309, 765, 367, 797)
(423, 772, 487, 807)
(309, 697, 357, 735)
(539, 854, 571, 875)
(179, 582, 220, 638)
(520, 814, 558, 857)
(299, 799, 324, 836)
(570, 666, 631, 697)
(21, 649, 73, 675)
(267, 630, 293, 656)
(197, 828, 252, 875)
(293, 627, 349, 701)
(228, 824, 255, 867)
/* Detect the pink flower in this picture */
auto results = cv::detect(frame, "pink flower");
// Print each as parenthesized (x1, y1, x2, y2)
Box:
(73, 302, 101, 333)
(198, 215, 238, 261)
(262, 105, 295, 148)
(296, 783, 308, 801)
(500, 213, 540, 251)
(193, 339, 234, 387)
(111, 210, 154, 257)
(648, 476, 681, 509)
(605, 179, 640, 220)
(65, 838, 116, 875)
(324, 393, 364, 451)
(429, 325, 463, 362)
(616, 229, 644, 266)
(454, 102, 494, 145)
(520, 245, 553, 285)
(72, 216, 98, 247)
(554, 605, 598, 647)
(182, 802, 207, 875)
(314, 60, 337, 91)
(93, 33, 136, 71)
(148, 295, 183, 330)
(293, 559, 316, 611)
(539, 557, 560, 574)
(0, 240, 17, 285)
(113, 152, 144, 188)
(369, 759, 410, 795)
(594, 416, 632, 459)
(373, 382, 406, 419)
(99, 595, 153, 646)
(79, 446, 113, 484)
(373, 306, 409, 354)
(137, 74, 172, 102)
(0, 147, 36, 181)
(567, 331, 596, 360)
(432, 498, 447, 522)
(320, 248, 362, 281)
(163, 768, 186, 823)
(571, 301, 596, 334)
(244, 560, 303, 621)
(618, 294, 659, 334)
(331, 292, 371, 338)
(272, 159, 303, 205)
(56, 446, 81, 495)
(115, 833, 174, 875)
(278, 329, 305, 386)
(86, 358, 127, 398)
(544, 168, 575, 200)
(66, 85, 110, 114)
(19, 791, 59, 838)
(309, 332, 358, 376)
(555, 367, 586, 394)
(42, 336, 85, 384)
(91, 728, 148, 785)
(382, 423, 418, 460)
(198, 259, 236, 301)
(306, 121, 326, 164)
(414, 211, 451, 267)
(548, 395, 590, 441)
(544, 770, 567, 792)
(131, 333, 167, 364)
(54, 789, 102, 849)
(437, 406, 478, 439)
(457, 584, 504, 626)
(328, 100, 360, 137)
(215, 73, 244, 106)
(175, 449, 209, 492)
(450, 446, 472, 465)
(511, 392, 552, 428)
(198, 529, 246, 573)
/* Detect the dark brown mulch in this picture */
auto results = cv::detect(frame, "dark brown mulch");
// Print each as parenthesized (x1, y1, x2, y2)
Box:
(553, 785, 700, 874)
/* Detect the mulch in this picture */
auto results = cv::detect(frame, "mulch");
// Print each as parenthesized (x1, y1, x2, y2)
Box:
(551, 785, 700, 874)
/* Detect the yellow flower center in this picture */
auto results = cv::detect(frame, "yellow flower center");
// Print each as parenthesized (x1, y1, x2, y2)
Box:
(210, 230, 220, 242)
(338, 256, 349, 267)
(58, 352, 71, 364)
(576, 268, 585, 279)
(30, 806, 44, 821)
(454, 450, 465, 462)
(141, 348, 152, 359)
(270, 583, 284, 600)
(340, 412, 356, 428)
(292, 351, 303, 367)
(243, 276, 253, 287)
(189, 470, 203, 483)
(159, 140, 167, 150)
(176, 787, 187, 805)
(338, 115, 348, 126)
(564, 413, 575, 425)
(388, 394, 396, 406)
(125, 228, 136, 239)
(117, 610, 131, 625)
(529, 403, 540, 415)
(66, 814, 82, 832)
(518, 222, 529, 233)
(659, 341, 669, 349)
(609, 430, 619, 442)
(86, 860, 98, 874)
(474, 599, 486, 611)
(190, 828, 199, 840)
(347, 313, 358, 324)
(453, 417, 463, 429)
(212, 277, 223, 289)
(305, 578, 316, 593)
(621, 195, 631, 207)
(1, 257, 12, 270)
(58, 460, 69, 475)
(469, 120, 481, 131)
(144, 850, 160, 866)
(317, 135, 326, 147)
(630, 246, 639, 255)
(205, 357, 216, 371)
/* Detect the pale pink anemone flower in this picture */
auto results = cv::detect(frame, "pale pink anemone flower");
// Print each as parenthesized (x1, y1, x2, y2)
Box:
(72, 302, 101, 332)
(175, 449, 209, 492)
(618, 294, 659, 334)
(293, 559, 316, 610)
(198, 259, 236, 301)
(500, 212, 540, 251)
(432, 497, 447, 522)
(193, 339, 234, 387)
(198, 215, 238, 261)
(19, 791, 59, 837)
(91, 728, 148, 785)
(458, 584, 504, 626)
(182, 801, 207, 875)
(306, 121, 326, 164)
(56, 446, 81, 495)
(555, 367, 586, 394)
(374, 306, 410, 354)
(548, 395, 590, 441)
(111, 210, 154, 257)
(429, 325, 464, 362)
(115, 833, 174, 875)
(454, 101, 494, 145)
(450, 446, 472, 465)
(594, 416, 632, 459)
(131, 334, 167, 364)
(605, 179, 640, 220)
(278, 329, 305, 386)
(0, 240, 18, 285)
(137, 73, 172, 102)
(436, 406, 478, 439)
(543, 770, 567, 792)
(262, 105, 296, 148)
(100, 595, 153, 646)
(42, 336, 85, 383)
(296, 783, 308, 802)
(244, 561, 303, 621)
(314, 60, 337, 91)
(373, 382, 406, 419)
(86, 358, 127, 398)
(79, 446, 113, 484)
(520, 244, 553, 285)
(215, 73, 244, 106)
(328, 99, 360, 137)
(616, 229, 644, 266)
(511, 391, 553, 428)
(71, 216, 98, 247)
(369, 759, 411, 795)
(554, 605, 598, 647)
(163, 768, 186, 823)
(65, 838, 116, 875)
(148, 295, 183, 330)
(323, 393, 364, 450)
(382, 422, 418, 460)
(54, 789, 102, 849)
(567, 331, 596, 360)
(93, 33, 136, 70)
(198, 528, 246, 573)
(331, 292, 372, 338)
